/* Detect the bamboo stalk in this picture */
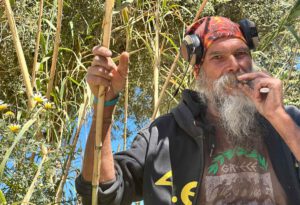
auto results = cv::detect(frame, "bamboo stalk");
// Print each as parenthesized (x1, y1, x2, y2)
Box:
(55, 99, 89, 203)
(122, 7, 131, 151)
(46, 0, 63, 99)
(151, 53, 180, 121)
(193, 0, 209, 23)
(92, 0, 115, 204)
(22, 145, 48, 205)
(123, 77, 128, 151)
(151, 0, 209, 121)
(153, 0, 161, 118)
(4, 0, 35, 109)
(31, 0, 44, 89)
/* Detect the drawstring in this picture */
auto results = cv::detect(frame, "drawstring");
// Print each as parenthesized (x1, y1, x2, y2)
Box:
(208, 127, 216, 157)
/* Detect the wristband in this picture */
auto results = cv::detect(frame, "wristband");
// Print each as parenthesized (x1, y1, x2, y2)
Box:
(93, 94, 119, 107)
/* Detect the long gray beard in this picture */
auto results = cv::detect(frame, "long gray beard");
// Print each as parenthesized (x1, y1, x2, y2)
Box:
(195, 71, 263, 149)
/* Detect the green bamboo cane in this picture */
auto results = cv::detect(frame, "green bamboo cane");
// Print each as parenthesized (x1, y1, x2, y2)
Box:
(4, 0, 35, 109)
(31, 0, 44, 89)
(151, 0, 209, 121)
(92, 0, 115, 204)
(46, 0, 63, 99)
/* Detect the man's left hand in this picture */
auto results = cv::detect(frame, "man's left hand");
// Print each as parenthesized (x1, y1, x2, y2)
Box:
(237, 72, 285, 120)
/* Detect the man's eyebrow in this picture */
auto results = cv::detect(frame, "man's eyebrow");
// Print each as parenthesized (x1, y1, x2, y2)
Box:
(207, 51, 224, 56)
(208, 47, 250, 56)
(235, 47, 250, 52)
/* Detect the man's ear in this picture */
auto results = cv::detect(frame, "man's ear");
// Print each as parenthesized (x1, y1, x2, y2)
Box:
(193, 65, 200, 78)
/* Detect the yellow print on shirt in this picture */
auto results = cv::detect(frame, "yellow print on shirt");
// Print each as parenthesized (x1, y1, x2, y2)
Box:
(155, 170, 198, 205)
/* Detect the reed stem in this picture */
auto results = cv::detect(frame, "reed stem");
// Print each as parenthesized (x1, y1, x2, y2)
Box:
(92, 0, 115, 204)
(31, 0, 44, 89)
(4, 0, 35, 109)
(46, 0, 63, 99)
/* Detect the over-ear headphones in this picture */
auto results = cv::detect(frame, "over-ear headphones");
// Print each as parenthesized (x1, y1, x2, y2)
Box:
(180, 18, 259, 66)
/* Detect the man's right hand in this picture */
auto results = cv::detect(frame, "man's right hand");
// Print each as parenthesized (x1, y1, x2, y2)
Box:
(86, 46, 129, 101)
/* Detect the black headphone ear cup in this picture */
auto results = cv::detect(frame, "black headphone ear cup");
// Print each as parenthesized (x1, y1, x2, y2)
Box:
(239, 19, 259, 50)
(180, 34, 203, 65)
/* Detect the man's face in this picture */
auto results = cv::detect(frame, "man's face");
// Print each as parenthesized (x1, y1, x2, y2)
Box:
(195, 38, 263, 148)
(200, 38, 252, 83)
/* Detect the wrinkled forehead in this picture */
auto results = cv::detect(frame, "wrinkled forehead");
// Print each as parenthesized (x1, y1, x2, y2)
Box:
(205, 38, 250, 55)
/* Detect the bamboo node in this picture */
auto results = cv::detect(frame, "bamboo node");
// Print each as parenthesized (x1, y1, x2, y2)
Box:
(95, 145, 103, 151)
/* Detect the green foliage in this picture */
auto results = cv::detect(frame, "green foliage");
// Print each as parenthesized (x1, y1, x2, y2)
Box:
(0, 189, 7, 204)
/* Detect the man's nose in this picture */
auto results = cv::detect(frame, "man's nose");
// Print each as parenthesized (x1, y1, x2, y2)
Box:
(226, 55, 240, 73)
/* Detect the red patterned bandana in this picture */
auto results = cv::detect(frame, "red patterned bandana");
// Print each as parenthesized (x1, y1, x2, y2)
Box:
(187, 16, 246, 51)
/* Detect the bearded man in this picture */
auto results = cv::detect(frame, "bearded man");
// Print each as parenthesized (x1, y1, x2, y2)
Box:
(76, 16, 300, 205)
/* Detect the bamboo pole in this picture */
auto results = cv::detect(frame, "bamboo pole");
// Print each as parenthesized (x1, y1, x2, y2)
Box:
(22, 145, 48, 205)
(123, 77, 128, 151)
(122, 7, 131, 151)
(4, 0, 35, 109)
(151, 0, 209, 121)
(92, 0, 115, 204)
(31, 0, 44, 89)
(193, 0, 209, 23)
(46, 0, 63, 99)
(151, 53, 180, 121)
(153, 0, 161, 119)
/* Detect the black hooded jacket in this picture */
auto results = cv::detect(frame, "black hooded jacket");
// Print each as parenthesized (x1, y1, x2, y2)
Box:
(76, 89, 300, 205)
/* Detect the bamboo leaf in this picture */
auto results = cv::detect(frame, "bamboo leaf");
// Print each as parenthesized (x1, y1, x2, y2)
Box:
(43, 19, 56, 31)
(67, 76, 81, 86)
(0, 189, 7, 204)
(286, 0, 300, 22)
(43, 19, 57, 31)
(59, 78, 67, 100)
(286, 25, 300, 45)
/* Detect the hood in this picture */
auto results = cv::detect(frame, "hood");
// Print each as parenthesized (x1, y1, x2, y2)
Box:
(171, 89, 209, 143)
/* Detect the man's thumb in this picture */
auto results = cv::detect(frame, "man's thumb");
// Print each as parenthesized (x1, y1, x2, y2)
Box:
(117, 52, 129, 77)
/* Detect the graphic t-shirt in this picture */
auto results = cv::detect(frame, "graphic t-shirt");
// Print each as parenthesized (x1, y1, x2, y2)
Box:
(198, 127, 288, 205)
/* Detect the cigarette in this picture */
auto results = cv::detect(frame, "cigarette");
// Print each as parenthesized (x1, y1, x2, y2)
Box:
(259, 87, 270, 93)
(238, 80, 270, 93)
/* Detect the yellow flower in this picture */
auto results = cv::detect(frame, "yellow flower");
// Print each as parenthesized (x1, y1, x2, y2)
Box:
(4, 111, 15, 118)
(44, 102, 54, 110)
(33, 93, 46, 104)
(8, 124, 21, 133)
(0, 100, 9, 111)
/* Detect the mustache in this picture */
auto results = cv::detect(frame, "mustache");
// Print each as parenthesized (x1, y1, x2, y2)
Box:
(215, 73, 240, 90)
(216, 73, 270, 94)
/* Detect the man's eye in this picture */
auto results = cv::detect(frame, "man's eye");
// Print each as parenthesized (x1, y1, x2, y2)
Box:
(212, 55, 222, 60)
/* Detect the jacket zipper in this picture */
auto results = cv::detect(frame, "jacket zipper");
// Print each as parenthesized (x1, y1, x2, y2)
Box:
(193, 137, 205, 205)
